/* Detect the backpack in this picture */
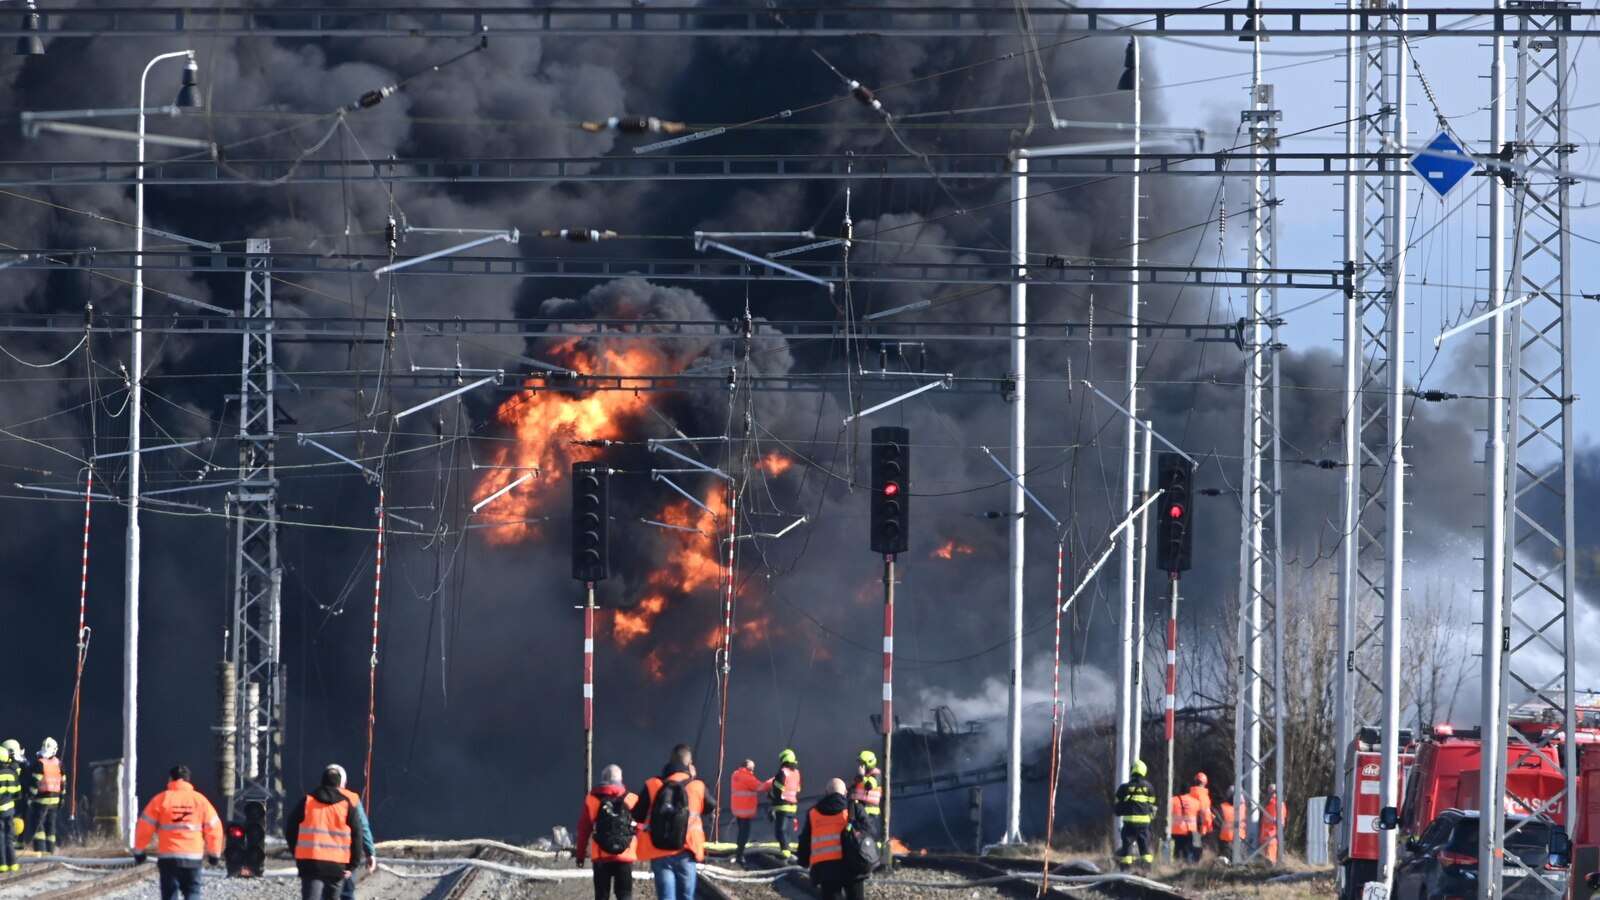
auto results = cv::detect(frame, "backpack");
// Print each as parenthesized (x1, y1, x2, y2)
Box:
(840, 802, 881, 876)
(593, 795, 635, 855)
(648, 779, 692, 851)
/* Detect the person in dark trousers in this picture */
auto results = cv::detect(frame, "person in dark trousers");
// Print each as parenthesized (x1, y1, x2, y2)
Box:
(0, 744, 19, 873)
(729, 759, 762, 865)
(286, 766, 368, 900)
(25, 736, 63, 854)
(633, 744, 715, 900)
(326, 765, 376, 900)
(576, 764, 639, 900)
(131, 765, 224, 900)
(797, 779, 867, 900)
(1113, 759, 1157, 871)
(767, 748, 802, 858)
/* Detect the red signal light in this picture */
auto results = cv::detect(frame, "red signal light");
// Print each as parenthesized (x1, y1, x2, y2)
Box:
(1168, 504, 1184, 520)
(228, 825, 245, 839)
(883, 482, 900, 497)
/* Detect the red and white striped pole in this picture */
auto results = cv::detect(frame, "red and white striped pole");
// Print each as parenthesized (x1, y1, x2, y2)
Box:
(882, 553, 895, 867)
(363, 487, 385, 807)
(1043, 540, 1066, 894)
(584, 582, 595, 792)
(68, 469, 94, 819)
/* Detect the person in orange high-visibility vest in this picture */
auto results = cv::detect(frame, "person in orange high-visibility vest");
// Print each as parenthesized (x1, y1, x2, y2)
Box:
(286, 766, 369, 900)
(131, 764, 224, 900)
(798, 779, 865, 900)
(576, 764, 640, 900)
(26, 736, 64, 854)
(1260, 784, 1284, 865)
(1218, 787, 1236, 858)
(850, 750, 883, 837)
(730, 759, 763, 864)
(632, 744, 714, 900)
(1169, 790, 1202, 864)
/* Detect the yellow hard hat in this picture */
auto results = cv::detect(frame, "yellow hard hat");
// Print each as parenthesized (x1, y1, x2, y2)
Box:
(858, 750, 878, 768)
(0, 747, 8, 764)
(1131, 759, 1148, 778)
(779, 749, 798, 765)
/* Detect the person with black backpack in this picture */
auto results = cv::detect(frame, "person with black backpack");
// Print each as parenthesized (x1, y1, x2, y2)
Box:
(633, 744, 715, 900)
(797, 778, 873, 900)
(575, 764, 640, 900)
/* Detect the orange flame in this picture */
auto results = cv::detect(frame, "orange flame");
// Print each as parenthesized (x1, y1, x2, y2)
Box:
(932, 540, 976, 560)
(470, 341, 668, 543)
(613, 594, 666, 646)
(754, 451, 793, 477)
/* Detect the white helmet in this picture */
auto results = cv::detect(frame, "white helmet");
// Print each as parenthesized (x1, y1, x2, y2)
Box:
(40, 737, 58, 758)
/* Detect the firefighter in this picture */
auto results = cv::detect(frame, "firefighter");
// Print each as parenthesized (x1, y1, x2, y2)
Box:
(326, 764, 377, 900)
(730, 759, 763, 864)
(0, 744, 17, 873)
(1260, 783, 1284, 864)
(797, 778, 867, 900)
(1218, 787, 1236, 860)
(1168, 784, 1201, 864)
(26, 737, 63, 854)
(633, 744, 714, 900)
(849, 750, 882, 837)
(1, 741, 20, 854)
(576, 764, 639, 900)
(286, 766, 369, 900)
(1113, 760, 1157, 871)
(767, 749, 802, 859)
(131, 764, 224, 900)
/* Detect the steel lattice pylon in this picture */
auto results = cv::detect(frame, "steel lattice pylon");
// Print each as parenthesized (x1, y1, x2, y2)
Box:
(1231, 31, 1286, 865)
(1333, 0, 1407, 883)
(1487, 4, 1577, 896)
(227, 238, 285, 826)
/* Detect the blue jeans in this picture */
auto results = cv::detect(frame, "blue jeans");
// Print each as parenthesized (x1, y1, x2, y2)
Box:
(157, 860, 203, 900)
(650, 852, 697, 900)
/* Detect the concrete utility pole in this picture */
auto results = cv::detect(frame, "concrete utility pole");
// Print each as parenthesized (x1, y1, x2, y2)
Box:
(1114, 34, 1142, 792)
(1476, 19, 1506, 897)
(1003, 150, 1027, 846)
(1131, 425, 1152, 759)
(1375, 0, 1407, 884)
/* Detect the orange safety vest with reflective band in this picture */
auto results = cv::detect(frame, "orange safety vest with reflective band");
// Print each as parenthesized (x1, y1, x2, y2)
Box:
(637, 773, 708, 862)
(773, 766, 801, 809)
(1219, 803, 1236, 842)
(850, 772, 882, 814)
(295, 795, 354, 864)
(807, 807, 847, 866)
(731, 768, 762, 820)
(134, 780, 224, 862)
(583, 792, 639, 863)
(38, 758, 63, 795)
(1169, 794, 1199, 836)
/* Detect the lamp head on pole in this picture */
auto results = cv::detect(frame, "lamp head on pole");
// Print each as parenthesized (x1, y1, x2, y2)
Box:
(1116, 38, 1136, 92)
(15, 0, 43, 56)
(175, 55, 203, 109)
(1238, 0, 1268, 42)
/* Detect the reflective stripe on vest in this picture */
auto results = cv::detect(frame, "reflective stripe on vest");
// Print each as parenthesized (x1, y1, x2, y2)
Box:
(295, 797, 353, 864)
(808, 808, 847, 865)
(38, 758, 62, 794)
(780, 768, 800, 804)
(850, 773, 882, 812)
(731, 770, 762, 819)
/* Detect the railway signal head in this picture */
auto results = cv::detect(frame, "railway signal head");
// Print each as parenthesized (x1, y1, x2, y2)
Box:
(571, 462, 610, 583)
(1155, 453, 1194, 573)
(870, 426, 910, 555)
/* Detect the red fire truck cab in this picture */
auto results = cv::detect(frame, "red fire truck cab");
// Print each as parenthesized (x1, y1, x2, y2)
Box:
(1336, 728, 1415, 900)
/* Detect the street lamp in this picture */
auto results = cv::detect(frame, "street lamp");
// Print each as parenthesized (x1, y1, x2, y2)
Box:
(15, 0, 42, 56)
(123, 48, 202, 848)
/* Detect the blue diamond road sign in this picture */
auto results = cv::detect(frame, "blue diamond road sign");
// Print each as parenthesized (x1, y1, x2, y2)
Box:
(1409, 130, 1477, 199)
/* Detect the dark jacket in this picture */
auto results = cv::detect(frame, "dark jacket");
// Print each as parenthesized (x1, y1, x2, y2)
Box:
(1114, 777, 1158, 823)
(632, 763, 717, 825)
(796, 792, 863, 884)
(285, 784, 368, 880)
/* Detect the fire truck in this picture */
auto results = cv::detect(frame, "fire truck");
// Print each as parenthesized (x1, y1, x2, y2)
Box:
(1334, 720, 1575, 900)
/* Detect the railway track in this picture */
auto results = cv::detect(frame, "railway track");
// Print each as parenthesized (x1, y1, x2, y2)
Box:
(25, 865, 150, 900)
